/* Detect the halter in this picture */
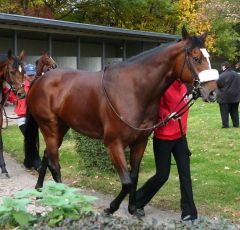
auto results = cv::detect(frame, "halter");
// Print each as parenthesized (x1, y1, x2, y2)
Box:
(101, 46, 206, 132)
(4, 59, 25, 96)
(0, 58, 24, 110)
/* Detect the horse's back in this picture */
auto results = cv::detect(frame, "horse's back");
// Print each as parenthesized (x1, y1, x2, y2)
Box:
(27, 69, 105, 137)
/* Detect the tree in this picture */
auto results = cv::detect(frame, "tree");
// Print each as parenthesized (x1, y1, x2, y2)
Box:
(65, 0, 177, 33)
(173, 0, 239, 61)
(0, 0, 78, 19)
(0, 0, 239, 61)
(202, 0, 240, 61)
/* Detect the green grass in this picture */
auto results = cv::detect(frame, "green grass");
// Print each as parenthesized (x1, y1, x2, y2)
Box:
(2, 100, 240, 221)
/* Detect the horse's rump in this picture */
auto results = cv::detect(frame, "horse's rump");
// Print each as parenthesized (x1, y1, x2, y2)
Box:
(28, 69, 107, 138)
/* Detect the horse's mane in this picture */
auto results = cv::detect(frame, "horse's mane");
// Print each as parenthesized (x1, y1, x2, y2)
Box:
(126, 40, 177, 63)
(120, 33, 204, 66)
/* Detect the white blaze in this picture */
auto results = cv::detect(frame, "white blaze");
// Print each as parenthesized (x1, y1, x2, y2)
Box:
(200, 48, 211, 69)
(198, 48, 219, 82)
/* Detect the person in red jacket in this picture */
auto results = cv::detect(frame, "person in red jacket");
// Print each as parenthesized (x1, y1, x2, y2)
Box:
(135, 79, 197, 221)
(14, 64, 36, 136)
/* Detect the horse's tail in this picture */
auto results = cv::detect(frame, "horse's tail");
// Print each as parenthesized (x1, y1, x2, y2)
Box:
(24, 109, 41, 171)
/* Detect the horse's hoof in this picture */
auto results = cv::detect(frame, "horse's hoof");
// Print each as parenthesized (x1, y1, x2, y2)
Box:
(104, 208, 115, 215)
(0, 172, 10, 179)
(129, 208, 145, 219)
(5, 173, 10, 178)
(35, 184, 43, 190)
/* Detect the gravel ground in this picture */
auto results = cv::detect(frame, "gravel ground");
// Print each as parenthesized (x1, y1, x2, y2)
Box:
(0, 154, 180, 226)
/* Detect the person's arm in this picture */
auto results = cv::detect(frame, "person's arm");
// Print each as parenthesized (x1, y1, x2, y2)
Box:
(217, 74, 226, 88)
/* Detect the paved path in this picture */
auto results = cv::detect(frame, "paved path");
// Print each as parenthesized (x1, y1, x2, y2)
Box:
(0, 154, 180, 225)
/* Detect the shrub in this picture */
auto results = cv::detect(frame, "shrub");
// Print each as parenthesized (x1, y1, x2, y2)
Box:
(73, 132, 115, 173)
(73, 132, 132, 174)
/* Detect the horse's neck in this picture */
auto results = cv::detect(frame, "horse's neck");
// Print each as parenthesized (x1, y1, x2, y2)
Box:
(37, 62, 44, 76)
(127, 42, 184, 102)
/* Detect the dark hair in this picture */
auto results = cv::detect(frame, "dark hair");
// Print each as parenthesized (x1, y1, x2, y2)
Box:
(221, 61, 231, 68)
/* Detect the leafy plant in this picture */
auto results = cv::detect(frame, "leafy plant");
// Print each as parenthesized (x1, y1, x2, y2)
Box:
(0, 181, 97, 228)
(0, 196, 36, 228)
(16, 181, 97, 227)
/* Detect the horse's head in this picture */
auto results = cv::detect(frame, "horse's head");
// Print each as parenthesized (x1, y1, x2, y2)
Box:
(176, 26, 219, 102)
(36, 52, 57, 76)
(5, 50, 25, 99)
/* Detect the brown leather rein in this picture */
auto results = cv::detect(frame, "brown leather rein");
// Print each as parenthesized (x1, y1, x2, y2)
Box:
(101, 49, 202, 131)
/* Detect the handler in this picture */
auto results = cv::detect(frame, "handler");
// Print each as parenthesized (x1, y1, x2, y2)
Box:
(14, 64, 36, 136)
(135, 79, 198, 221)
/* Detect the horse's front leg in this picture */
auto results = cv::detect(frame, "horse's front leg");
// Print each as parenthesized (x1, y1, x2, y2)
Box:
(35, 124, 66, 188)
(128, 139, 148, 217)
(0, 110, 9, 178)
(104, 140, 131, 214)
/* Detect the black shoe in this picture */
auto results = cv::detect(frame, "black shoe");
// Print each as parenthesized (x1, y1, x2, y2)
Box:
(136, 208, 145, 217)
(181, 215, 197, 221)
(222, 126, 229, 128)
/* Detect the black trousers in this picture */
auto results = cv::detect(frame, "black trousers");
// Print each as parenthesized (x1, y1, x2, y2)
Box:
(136, 136, 197, 219)
(219, 103, 239, 128)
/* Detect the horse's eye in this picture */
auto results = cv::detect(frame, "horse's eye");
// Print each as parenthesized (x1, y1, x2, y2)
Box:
(192, 56, 201, 64)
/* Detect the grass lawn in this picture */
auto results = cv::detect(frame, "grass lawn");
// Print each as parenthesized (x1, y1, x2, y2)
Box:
(2, 100, 240, 221)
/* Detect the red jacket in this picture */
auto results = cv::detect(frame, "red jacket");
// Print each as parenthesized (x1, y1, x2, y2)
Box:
(154, 80, 189, 140)
(14, 80, 31, 117)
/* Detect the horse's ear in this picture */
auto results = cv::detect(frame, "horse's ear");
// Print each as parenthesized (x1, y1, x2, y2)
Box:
(182, 26, 190, 40)
(42, 50, 48, 55)
(19, 50, 25, 60)
(200, 31, 208, 44)
(7, 49, 12, 58)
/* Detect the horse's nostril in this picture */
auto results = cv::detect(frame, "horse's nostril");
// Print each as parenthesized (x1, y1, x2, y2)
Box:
(208, 91, 217, 102)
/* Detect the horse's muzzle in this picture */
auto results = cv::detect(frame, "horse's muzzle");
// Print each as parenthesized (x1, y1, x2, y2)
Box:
(17, 91, 26, 99)
(207, 90, 217, 102)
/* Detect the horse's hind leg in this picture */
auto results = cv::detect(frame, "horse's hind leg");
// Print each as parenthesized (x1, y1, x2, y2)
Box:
(36, 122, 69, 188)
(104, 140, 131, 214)
(0, 134, 9, 178)
(35, 150, 48, 189)
(0, 109, 9, 177)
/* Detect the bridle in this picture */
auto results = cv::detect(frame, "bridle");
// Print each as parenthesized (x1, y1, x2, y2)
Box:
(4, 58, 25, 97)
(179, 47, 203, 98)
(1, 59, 25, 128)
(102, 47, 204, 131)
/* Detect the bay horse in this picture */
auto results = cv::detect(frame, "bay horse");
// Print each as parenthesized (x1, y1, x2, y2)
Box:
(35, 52, 57, 76)
(0, 50, 25, 178)
(24, 27, 219, 216)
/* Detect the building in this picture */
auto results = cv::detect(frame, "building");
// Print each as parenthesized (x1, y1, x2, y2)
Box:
(0, 13, 179, 71)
